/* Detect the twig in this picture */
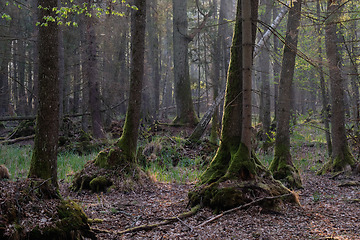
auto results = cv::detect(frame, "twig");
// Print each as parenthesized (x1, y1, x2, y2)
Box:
(171, 209, 194, 231)
(197, 193, 293, 228)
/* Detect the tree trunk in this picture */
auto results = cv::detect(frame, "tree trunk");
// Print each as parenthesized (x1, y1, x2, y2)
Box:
(316, 0, 332, 156)
(98, 0, 146, 165)
(189, 0, 295, 212)
(320, 0, 355, 173)
(258, 0, 272, 145)
(0, 21, 10, 117)
(269, 0, 302, 189)
(172, 0, 198, 126)
(85, 1, 105, 139)
(28, 0, 60, 195)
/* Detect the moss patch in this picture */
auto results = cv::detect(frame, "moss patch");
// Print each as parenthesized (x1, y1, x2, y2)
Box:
(89, 176, 112, 192)
(318, 146, 356, 175)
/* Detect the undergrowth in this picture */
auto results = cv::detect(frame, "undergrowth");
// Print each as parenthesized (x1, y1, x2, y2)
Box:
(0, 145, 96, 181)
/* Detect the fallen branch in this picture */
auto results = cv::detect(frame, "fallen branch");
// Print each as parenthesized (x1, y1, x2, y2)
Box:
(115, 204, 200, 235)
(0, 135, 35, 145)
(338, 181, 360, 187)
(197, 193, 293, 228)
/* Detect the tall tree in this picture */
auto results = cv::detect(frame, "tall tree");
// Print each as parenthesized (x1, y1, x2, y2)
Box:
(172, 0, 198, 126)
(28, 0, 60, 195)
(320, 0, 356, 173)
(72, 0, 147, 191)
(258, 0, 272, 145)
(189, 0, 295, 212)
(85, 0, 105, 139)
(0, 18, 10, 116)
(269, 0, 303, 189)
(316, 0, 332, 156)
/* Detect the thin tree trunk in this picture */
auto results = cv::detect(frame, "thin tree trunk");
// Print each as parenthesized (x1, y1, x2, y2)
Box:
(270, 0, 302, 189)
(85, 2, 105, 139)
(316, 0, 332, 156)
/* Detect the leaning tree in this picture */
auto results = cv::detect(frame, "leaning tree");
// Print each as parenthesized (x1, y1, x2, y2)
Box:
(188, 0, 297, 212)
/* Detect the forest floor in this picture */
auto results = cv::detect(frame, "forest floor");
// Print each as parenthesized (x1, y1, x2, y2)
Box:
(61, 167, 360, 240)
(1, 120, 360, 239)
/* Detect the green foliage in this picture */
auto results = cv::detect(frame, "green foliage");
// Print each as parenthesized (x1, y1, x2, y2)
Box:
(140, 136, 204, 183)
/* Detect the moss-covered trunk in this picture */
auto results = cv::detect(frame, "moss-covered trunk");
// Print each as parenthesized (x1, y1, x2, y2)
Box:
(269, 0, 302, 189)
(189, 0, 295, 212)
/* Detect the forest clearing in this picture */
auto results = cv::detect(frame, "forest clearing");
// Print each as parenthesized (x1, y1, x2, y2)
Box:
(1, 0, 360, 239)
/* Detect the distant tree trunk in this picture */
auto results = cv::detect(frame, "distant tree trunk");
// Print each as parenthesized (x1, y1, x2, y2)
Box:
(172, 0, 198, 126)
(0, 21, 10, 116)
(17, 39, 26, 116)
(147, 0, 160, 120)
(209, 0, 221, 144)
(28, 0, 60, 195)
(320, 0, 355, 173)
(316, 0, 332, 156)
(273, 2, 281, 121)
(269, 0, 302, 189)
(161, 12, 173, 119)
(85, 1, 105, 139)
(58, 12, 65, 123)
(258, 0, 272, 144)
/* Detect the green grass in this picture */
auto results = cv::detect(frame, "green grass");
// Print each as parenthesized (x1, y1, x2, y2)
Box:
(144, 157, 203, 184)
(0, 145, 96, 181)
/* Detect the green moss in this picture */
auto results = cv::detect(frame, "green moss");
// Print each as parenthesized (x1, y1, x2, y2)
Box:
(223, 143, 256, 180)
(318, 145, 356, 175)
(25, 200, 95, 240)
(200, 145, 232, 184)
(270, 144, 302, 189)
(210, 187, 247, 211)
(89, 176, 112, 192)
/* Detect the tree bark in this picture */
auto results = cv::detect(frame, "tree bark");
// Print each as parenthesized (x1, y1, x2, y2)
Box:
(28, 0, 60, 194)
(269, 0, 303, 189)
